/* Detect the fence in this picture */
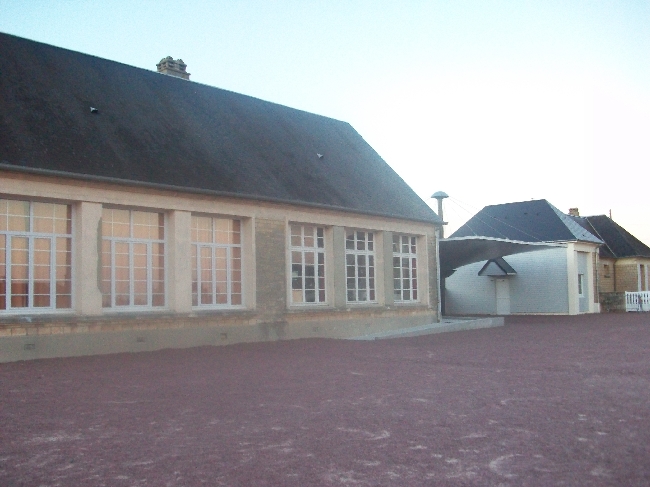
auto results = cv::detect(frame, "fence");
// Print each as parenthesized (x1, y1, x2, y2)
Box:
(625, 291, 650, 312)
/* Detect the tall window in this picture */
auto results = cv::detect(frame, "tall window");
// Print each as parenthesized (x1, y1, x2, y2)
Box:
(640, 264, 648, 292)
(101, 209, 165, 308)
(346, 230, 375, 303)
(578, 273, 585, 297)
(191, 216, 242, 307)
(290, 224, 326, 304)
(0, 199, 72, 312)
(393, 234, 418, 302)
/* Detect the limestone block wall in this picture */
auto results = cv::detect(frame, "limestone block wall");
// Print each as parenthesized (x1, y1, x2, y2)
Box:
(614, 259, 646, 292)
(599, 258, 616, 294)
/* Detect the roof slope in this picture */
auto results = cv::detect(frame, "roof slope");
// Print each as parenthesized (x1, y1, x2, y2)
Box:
(449, 199, 601, 244)
(0, 33, 439, 224)
(581, 215, 650, 258)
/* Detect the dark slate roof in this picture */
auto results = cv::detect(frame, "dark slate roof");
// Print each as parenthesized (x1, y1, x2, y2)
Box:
(0, 33, 440, 224)
(580, 215, 650, 259)
(449, 199, 602, 244)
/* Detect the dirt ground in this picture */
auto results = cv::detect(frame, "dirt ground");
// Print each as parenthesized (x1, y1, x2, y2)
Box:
(1, 313, 649, 486)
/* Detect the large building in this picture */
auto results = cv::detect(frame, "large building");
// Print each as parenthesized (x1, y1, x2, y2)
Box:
(0, 33, 442, 362)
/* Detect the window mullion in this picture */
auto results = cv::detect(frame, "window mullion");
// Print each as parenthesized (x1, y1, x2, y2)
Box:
(129, 240, 135, 307)
(6, 235, 12, 310)
(302, 250, 306, 303)
(128, 214, 134, 307)
(226, 246, 231, 306)
(49, 235, 56, 309)
(110, 240, 116, 308)
(147, 241, 152, 308)
(27, 235, 34, 308)
(211, 245, 217, 306)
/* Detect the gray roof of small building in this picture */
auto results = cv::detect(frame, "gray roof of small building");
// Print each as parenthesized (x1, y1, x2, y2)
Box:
(449, 199, 602, 244)
(579, 215, 650, 259)
(0, 33, 440, 224)
(478, 257, 517, 276)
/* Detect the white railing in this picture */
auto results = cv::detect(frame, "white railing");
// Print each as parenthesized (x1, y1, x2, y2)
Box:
(625, 291, 650, 312)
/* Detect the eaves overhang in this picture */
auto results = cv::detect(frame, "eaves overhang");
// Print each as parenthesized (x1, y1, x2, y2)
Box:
(440, 236, 563, 278)
(0, 163, 442, 226)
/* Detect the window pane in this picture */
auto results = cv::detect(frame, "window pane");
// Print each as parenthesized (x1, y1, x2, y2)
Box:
(0, 200, 7, 232)
(8, 200, 29, 232)
(10, 237, 29, 308)
(303, 226, 314, 247)
(346, 231, 355, 250)
(290, 225, 302, 247)
(214, 218, 230, 244)
(193, 216, 212, 243)
(33, 203, 55, 233)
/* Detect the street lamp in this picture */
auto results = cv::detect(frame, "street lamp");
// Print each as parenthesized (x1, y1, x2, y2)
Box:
(431, 191, 448, 238)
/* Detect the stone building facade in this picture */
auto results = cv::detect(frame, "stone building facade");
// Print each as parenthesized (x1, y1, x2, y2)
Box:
(0, 34, 441, 361)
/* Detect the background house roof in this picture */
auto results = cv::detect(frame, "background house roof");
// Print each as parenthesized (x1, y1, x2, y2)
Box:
(449, 199, 602, 244)
(580, 215, 650, 259)
(0, 33, 440, 224)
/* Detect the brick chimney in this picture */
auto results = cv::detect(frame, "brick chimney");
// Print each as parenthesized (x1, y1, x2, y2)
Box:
(568, 208, 580, 217)
(156, 57, 190, 80)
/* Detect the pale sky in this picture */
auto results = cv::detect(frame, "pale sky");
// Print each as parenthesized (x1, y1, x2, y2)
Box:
(2, 1, 649, 244)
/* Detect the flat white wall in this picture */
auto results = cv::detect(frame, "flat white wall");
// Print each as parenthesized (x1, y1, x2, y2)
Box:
(507, 249, 569, 313)
(445, 261, 496, 315)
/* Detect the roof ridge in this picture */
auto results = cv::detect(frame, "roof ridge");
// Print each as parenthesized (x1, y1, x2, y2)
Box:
(548, 203, 602, 244)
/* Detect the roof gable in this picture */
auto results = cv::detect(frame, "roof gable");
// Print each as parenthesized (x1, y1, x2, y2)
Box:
(450, 199, 601, 244)
(0, 33, 440, 224)
(478, 257, 517, 276)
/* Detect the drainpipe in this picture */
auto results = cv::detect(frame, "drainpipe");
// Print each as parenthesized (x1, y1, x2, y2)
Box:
(431, 191, 448, 315)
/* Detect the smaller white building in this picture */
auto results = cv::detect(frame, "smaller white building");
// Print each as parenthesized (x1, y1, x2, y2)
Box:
(444, 200, 601, 315)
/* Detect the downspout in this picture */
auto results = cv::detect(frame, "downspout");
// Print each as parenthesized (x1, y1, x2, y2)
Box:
(431, 191, 448, 317)
(435, 226, 442, 321)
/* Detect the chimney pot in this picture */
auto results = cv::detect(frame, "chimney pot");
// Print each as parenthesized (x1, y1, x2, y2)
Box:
(156, 56, 190, 80)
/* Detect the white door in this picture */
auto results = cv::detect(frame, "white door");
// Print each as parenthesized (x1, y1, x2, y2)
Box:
(495, 278, 511, 315)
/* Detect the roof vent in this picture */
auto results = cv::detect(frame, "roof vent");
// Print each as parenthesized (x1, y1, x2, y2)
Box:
(156, 57, 190, 80)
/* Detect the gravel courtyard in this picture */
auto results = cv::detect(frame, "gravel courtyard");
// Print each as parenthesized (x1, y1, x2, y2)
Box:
(1, 313, 649, 486)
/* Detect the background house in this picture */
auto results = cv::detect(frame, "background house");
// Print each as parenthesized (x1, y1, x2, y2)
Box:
(444, 199, 602, 315)
(0, 33, 442, 362)
(572, 212, 650, 311)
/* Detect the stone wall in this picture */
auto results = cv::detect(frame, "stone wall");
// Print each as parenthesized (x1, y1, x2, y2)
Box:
(599, 292, 625, 313)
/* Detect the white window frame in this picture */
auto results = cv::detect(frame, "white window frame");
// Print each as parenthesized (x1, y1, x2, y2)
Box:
(639, 264, 648, 292)
(0, 200, 73, 314)
(290, 224, 327, 305)
(191, 216, 243, 308)
(393, 234, 419, 303)
(578, 273, 585, 297)
(101, 209, 166, 310)
(345, 229, 377, 304)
